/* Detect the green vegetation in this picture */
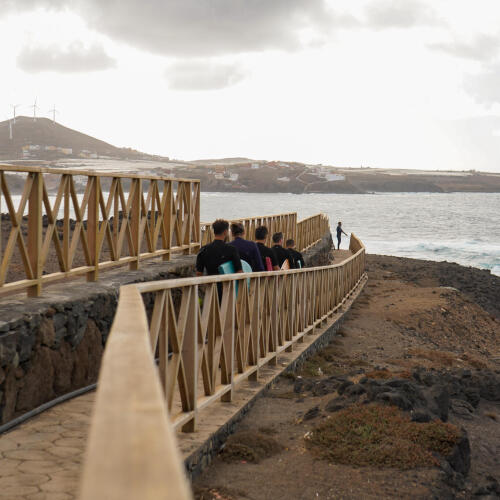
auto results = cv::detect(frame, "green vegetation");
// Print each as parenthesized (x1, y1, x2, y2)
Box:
(222, 430, 283, 464)
(307, 404, 460, 469)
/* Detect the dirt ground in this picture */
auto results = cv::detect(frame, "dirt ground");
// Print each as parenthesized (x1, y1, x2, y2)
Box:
(193, 255, 500, 500)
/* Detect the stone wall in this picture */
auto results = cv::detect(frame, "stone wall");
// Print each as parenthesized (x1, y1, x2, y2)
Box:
(0, 231, 333, 425)
(0, 256, 195, 424)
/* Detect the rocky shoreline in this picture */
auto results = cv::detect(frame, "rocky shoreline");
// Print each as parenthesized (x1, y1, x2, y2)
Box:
(193, 254, 500, 500)
(367, 254, 500, 320)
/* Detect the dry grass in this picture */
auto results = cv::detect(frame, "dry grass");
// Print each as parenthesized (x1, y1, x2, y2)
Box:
(459, 353, 488, 369)
(298, 344, 346, 377)
(194, 486, 246, 500)
(408, 349, 457, 366)
(307, 404, 461, 469)
(268, 391, 299, 400)
(297, 339, 371, 377)
(222, 430, 283, 463)
(365, 369, 412, 380)
(408, 349, 488, 369)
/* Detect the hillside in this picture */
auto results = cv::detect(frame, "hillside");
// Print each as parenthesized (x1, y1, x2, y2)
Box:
(0, 116, 163, 161)
(1, 118, 499, 193)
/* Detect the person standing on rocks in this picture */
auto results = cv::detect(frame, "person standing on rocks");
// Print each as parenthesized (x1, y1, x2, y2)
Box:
(336, 221, 348, 250)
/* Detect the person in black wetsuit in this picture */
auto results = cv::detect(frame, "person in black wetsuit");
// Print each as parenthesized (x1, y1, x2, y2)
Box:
(196, 219, 243, 302)
(286, 239, 305, 268)
(336, 221, 348, 250)
(196, 219, 243, 276)
(255, 225, 279, 270)
(271, 232, 295, 268)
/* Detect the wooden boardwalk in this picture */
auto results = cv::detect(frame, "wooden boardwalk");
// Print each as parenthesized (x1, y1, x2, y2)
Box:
(0, 250, 356, 499)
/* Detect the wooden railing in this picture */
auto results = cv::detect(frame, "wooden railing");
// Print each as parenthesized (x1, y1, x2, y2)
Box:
(0, 165, 200, 297)
(201, 212, 298, 248)
(80, 233, 366, 500)
(296, 213, 330, 252)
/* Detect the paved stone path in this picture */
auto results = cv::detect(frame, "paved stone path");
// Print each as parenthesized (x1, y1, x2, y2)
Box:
(0, 392, 94, 500)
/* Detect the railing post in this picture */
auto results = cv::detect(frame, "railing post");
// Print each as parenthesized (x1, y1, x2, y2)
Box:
(194, 181, 201, 251)
(27, 172, 43, 297)
(87, 176, 100, 282)
(183, 182, 192, 255)
(130, 178, 142, 270)
(182, 285, 198, 432)
(63, 175, 70, 272)
(221, 281, 235, 402)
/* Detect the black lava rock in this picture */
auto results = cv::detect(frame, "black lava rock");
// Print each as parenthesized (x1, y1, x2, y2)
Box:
(303, 406, 321, 421)
(446, 432, 471, 476)
(344, 384, 366, 397)
(337, 380, 354, 395)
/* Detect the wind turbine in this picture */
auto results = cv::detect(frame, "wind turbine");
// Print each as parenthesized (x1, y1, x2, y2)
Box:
(29, 98, 39, 122)
(48, 104, 59, 124)
(10, 104, 20, 124)
(2, 113, 13, 140)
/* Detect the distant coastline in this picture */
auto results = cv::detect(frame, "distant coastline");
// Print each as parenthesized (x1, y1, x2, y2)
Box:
(2, 117, 500, 194)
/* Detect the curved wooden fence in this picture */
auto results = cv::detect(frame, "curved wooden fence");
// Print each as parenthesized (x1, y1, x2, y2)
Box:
(80, 233, 366, 500)
(0, 165, 200, 297)
(296, 213, 330, 251)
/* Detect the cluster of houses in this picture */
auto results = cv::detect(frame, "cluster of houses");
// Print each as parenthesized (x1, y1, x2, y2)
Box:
(308, 165, 345, 182)
(21, 144, 73, 159)
(21, 144, 102, 160)
(210, 165, 240, 181)
(203, 161, 345, 185)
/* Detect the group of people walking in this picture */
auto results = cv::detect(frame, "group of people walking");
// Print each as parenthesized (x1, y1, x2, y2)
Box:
(196, 219, 305, 277)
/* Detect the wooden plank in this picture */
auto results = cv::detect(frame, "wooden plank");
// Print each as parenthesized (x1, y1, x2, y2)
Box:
(79, 285, 192, 500)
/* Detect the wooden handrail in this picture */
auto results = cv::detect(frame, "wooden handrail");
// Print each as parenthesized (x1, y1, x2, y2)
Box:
(0, 165, 201, 297)
(79, 285, 192, 500)
(80, 234, 366, 499)
(296, 213, 329, 252)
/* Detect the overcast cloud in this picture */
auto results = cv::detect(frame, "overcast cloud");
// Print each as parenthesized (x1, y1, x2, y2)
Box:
(3, 0, 500, 172)
(17, 42, 116, 73)
(364, 0, 439, 29)
(4, 0, 340, 57)
(429, 34, 500, 62)
(464, 64, 500, 106)
(166, 60, 245, 91)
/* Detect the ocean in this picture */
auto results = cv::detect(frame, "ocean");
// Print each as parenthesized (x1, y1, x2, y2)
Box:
(201, 192, 500, 277)
(4, 191, 499, 276)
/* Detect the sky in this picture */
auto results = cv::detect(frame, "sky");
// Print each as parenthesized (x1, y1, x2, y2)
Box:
(1, 0, 500, 172)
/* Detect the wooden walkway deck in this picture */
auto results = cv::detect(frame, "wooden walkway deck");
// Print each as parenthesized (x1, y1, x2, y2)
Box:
(0, 251, 355, 499)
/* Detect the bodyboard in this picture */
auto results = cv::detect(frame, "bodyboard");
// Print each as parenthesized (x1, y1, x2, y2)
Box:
(265, 256, 273, 271)
(281, 259, 290, 271)
(218, 259, 251, 296)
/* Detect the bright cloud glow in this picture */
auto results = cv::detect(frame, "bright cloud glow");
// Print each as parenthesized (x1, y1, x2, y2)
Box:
(1, 0, 500, 172)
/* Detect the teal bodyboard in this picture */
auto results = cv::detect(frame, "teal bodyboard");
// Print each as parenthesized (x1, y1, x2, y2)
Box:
(297, 261, 302, 269)
(218, 260, 252, 296)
